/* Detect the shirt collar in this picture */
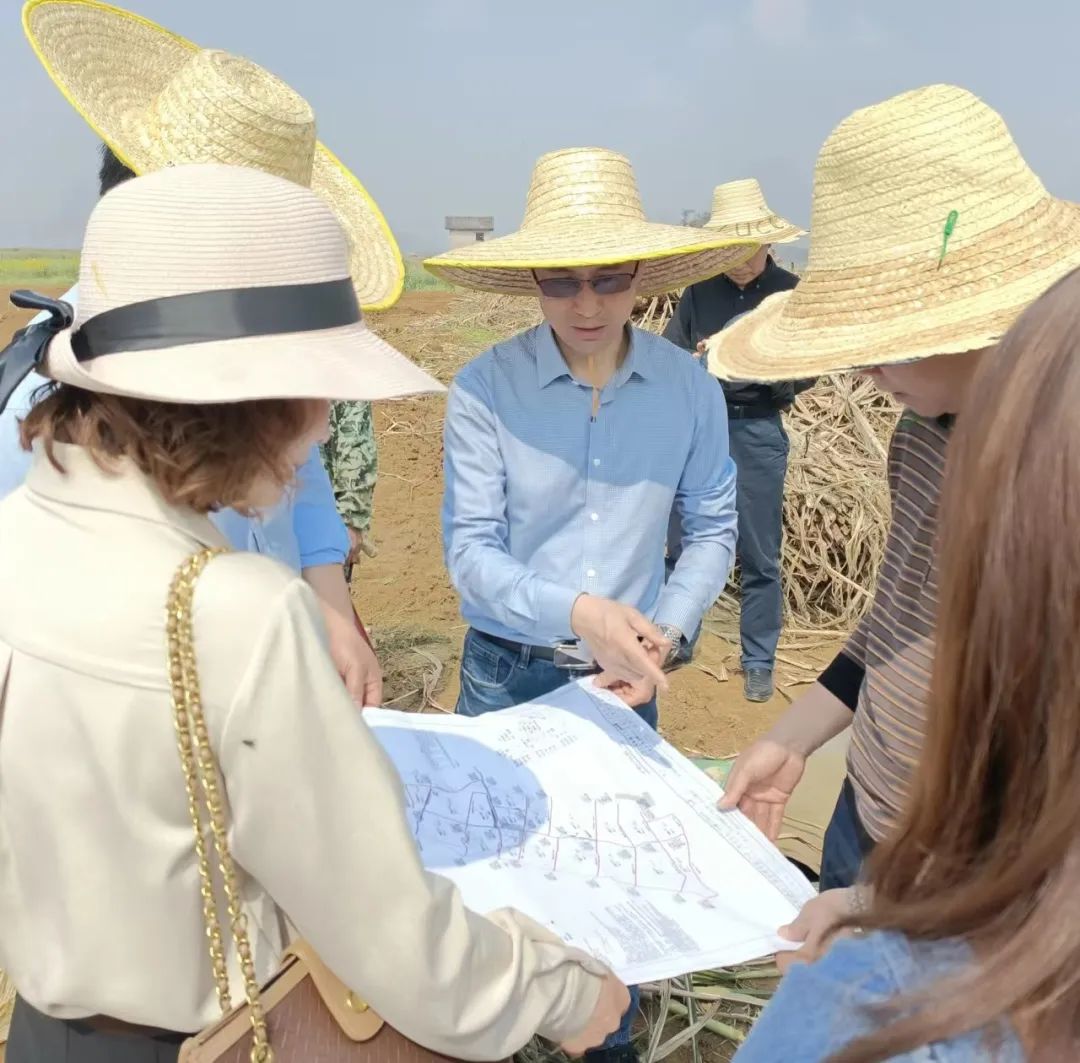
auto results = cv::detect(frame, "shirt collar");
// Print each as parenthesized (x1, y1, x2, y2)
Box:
(26, 441, 228, 550)
(535, 323, 653, 389)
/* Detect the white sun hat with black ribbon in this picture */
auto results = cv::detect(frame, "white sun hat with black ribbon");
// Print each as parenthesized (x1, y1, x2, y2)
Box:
(22, 0, 405, 311)
(0, 164, 443, 413)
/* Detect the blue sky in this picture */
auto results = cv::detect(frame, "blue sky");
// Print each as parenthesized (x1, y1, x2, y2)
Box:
(3, 0, 1079, 255)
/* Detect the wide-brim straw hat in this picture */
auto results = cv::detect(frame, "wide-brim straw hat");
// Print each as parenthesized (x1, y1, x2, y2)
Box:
(22, 0, 405, 311)
(704, 178, 806, 245)
(424, 148, 759, 297)
(38, 164, 443, 404)
(706, 84, 1080, 382)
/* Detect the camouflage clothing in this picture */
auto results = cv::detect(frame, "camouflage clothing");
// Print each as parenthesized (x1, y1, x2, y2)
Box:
(321, 401, 378, 533)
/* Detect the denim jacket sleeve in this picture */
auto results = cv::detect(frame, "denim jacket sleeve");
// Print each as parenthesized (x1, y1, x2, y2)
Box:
(734, 933, 1023, 1063)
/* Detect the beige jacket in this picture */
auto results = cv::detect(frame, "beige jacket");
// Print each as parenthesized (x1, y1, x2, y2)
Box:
(0, 444, 602, 1058)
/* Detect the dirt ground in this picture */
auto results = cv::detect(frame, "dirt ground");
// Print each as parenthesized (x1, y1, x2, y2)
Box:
(0, 285, 842, 760)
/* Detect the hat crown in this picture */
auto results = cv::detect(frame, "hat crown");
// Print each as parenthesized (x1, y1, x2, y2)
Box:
(137, 49, 317, 186)
(710, 179, 772, 224)
(75, 163, 350, 324)
(807, 84, 1047, 271)
(520, 148, 646, 229)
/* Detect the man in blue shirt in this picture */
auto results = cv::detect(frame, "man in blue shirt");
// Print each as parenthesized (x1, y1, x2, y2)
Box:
(428, 146, 748, 1062)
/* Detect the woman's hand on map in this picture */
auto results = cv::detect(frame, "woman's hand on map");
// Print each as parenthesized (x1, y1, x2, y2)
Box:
(775, 888, 861, 973)
(570, 594, 670, 690)
(559, 971, 631, 1056)
(716, 738, 806, 840)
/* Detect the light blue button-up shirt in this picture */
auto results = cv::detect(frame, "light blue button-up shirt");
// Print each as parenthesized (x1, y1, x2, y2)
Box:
(1, 286, 349, 569)
(442, 322, 737, 646)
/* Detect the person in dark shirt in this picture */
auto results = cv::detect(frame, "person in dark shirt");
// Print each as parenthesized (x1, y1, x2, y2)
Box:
(664, 179, 809, 702)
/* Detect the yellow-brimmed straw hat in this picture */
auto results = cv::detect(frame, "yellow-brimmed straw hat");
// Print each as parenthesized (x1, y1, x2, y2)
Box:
(704, 179, 806, 245)
(2, 165, 443, 407)
(424, 147, 759, 297)
(22, 0, 404, 311)
(706, 84, 1080, 382)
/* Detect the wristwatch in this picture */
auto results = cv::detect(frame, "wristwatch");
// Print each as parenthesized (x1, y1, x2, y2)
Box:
(656, 624, 684, 666)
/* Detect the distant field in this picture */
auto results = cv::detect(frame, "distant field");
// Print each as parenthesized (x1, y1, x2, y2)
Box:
(404, 255, 452, 292)
(0, 250, 452, 294)
(0, 248, 79, 286)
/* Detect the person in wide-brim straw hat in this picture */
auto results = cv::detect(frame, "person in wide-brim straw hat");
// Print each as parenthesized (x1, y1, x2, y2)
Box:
(12, 0, 397, 711)
(424, 146, 759, 295)
(706, 83, 1080, 382)
(703, 178, 806, 246)
(437, 147, 744, 1063)
(715, 85, 1080, 975)
(22, 0, 403, 311)
(663, 178, 808, 706)
(0, 163, 632, 1063)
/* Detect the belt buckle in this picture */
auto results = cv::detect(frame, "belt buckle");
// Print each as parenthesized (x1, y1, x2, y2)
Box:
(553, 642, 596, 672)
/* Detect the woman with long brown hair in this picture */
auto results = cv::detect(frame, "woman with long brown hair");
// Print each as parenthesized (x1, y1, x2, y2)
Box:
(733, 266, 1080, 1061)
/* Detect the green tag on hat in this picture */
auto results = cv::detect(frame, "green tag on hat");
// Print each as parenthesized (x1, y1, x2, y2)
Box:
(938, 210, 959, 268)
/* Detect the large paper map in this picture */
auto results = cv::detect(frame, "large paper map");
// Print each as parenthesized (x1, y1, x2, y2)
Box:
(364, 680, 815, 984)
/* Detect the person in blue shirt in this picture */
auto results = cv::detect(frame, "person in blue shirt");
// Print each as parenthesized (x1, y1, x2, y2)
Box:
(427, 146, 753, 1063)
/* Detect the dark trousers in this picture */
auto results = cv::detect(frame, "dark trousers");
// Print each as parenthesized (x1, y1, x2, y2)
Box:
(455, 627, 650, 1047)
(7, 998, 184, 1063)
(729, 414, 788, 670)
(667, 412, 789, 670)
(819, 778, 876, 891)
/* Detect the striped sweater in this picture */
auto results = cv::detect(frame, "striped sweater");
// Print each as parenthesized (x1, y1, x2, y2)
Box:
(819, 412, 952, 843)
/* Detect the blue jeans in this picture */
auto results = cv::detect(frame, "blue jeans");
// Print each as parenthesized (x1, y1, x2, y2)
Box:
(456, 628, 658, 730)
(456, 628, 650, 1048)
(819, 779, 876, 891)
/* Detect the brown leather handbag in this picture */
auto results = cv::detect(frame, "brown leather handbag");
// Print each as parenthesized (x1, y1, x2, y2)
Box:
(168, 549, 499, 1063)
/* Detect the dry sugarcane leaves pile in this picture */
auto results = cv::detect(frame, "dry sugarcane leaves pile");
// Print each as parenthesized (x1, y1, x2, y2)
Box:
(780, 376, 898, 628)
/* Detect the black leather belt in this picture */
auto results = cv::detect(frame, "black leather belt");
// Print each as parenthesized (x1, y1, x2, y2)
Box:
(727, 403, 783, 420)
(479, 631, 597, 671)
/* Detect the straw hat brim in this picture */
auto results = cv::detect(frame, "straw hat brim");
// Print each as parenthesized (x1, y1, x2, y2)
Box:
(424, 223, 759, 297)
(43, 318, 446, 404)
(22, 0, 405, 311)
(706, 196, 1080, 382)
(704, 218, 807, 246)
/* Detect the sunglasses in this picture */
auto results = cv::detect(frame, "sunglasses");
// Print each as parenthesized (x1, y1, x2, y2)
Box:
(532, 264, 640, 299)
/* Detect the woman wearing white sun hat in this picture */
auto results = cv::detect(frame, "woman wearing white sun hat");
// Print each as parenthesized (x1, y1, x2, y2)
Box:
(0, 164, 628, 1063)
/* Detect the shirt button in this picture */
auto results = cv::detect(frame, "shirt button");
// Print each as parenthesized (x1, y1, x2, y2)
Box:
(593, 458, 601, 467)
(590, 512, 599, 522)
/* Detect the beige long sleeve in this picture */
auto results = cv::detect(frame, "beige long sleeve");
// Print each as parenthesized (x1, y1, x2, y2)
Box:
(218, 579, 603, 1059)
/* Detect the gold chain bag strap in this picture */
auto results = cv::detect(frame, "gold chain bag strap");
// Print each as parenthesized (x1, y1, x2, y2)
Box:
(167, 549, 488, 1063)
